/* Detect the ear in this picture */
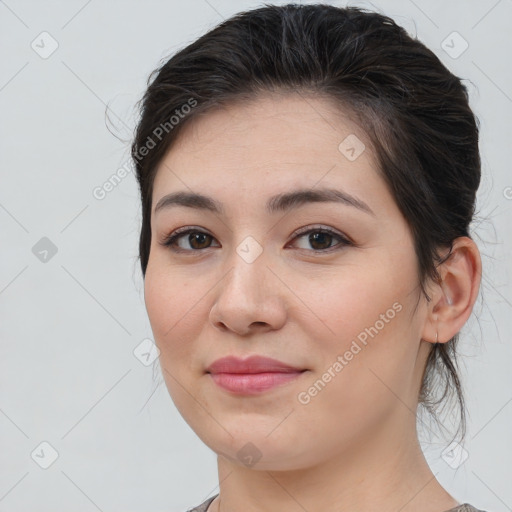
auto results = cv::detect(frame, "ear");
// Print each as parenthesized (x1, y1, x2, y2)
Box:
(422, 236, 482, 344)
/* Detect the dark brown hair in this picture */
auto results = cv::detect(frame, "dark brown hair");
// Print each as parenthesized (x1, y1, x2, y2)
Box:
(131, 3, 481, 442)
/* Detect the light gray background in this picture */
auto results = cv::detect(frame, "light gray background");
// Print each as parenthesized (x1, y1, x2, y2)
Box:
(0, 1, 511, 511)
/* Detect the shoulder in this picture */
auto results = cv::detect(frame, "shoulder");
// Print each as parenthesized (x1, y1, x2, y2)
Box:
(447, 504, 489, 512)
(184, 494, 218, 512)
(183, 497, 489, 512)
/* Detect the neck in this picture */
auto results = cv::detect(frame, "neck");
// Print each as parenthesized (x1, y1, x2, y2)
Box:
(211, 411, 459, 512)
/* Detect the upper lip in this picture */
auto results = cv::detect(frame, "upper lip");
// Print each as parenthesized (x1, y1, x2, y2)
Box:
(206, 355, 305, 374)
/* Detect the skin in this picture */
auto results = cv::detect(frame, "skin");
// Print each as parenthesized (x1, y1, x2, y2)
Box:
(143, 92, 482, 512)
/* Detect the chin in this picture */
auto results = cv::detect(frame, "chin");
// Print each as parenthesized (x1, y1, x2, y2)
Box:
(198, 430, 316, 471)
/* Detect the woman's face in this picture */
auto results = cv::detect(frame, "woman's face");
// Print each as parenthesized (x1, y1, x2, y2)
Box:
(144, 93, 432, 470)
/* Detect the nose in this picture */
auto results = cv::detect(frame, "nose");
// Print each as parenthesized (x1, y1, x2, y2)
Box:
(209, 248, 288, 336)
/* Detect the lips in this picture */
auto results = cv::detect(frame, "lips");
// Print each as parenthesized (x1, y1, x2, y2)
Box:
(206, 355, 304, 374)
(206, 355, 306, 395)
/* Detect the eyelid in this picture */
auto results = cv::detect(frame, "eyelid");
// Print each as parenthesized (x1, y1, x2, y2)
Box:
(291, 223, 348, 240)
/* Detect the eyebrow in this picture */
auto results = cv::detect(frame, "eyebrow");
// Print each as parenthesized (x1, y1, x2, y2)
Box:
(154, 187, 375, 217)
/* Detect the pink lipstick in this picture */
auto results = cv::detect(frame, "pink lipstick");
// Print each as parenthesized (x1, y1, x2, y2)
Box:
(206, 355, 306, 394)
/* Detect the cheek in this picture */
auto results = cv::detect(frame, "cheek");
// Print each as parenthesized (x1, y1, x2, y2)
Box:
(144, 262, 202, 359)
(292, 250, 420, 396)
(144, 264, 210, 415)
(291, 257, 411, 349)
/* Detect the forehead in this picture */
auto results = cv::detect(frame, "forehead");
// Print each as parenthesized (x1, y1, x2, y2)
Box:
(152, 92, 389, 214)
(164, 91, 370, 160)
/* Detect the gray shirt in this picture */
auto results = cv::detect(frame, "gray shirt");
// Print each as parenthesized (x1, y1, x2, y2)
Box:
(186, 494, 488, 512)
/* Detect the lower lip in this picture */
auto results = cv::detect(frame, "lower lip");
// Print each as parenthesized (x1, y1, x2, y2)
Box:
(209, 371, 304, 394)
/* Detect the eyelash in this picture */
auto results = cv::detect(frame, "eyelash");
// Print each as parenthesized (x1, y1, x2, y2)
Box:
(159, 225, 353, 255)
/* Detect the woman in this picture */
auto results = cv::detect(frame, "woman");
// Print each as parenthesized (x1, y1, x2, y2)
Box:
(131, 4, 486, 511)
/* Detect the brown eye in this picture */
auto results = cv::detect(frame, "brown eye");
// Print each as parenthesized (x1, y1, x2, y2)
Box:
(187, 232, 212, 249)
(160, 229, 219, 252)
(308, 232, 334, 250)
(291, 227, 351, 252)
